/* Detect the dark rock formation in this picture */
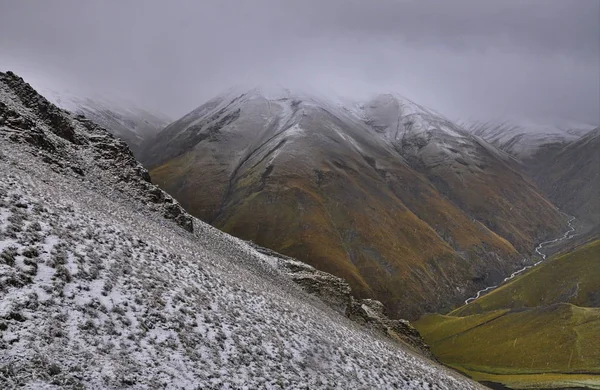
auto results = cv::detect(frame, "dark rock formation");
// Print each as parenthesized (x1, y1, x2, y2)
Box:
(347, 299, 435, 360)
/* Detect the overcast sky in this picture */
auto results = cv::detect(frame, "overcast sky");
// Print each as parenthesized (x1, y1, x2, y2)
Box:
(1, 0, 599, 124)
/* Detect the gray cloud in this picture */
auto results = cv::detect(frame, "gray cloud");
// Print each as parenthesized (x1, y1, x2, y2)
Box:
(1, 0, 599, 124)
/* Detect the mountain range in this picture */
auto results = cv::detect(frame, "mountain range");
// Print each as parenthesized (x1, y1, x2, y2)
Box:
(466, 120, 596, 159)
(0, 71, 487, 389)
(140, 86, 568, 320)
(5, 72, 598, 389)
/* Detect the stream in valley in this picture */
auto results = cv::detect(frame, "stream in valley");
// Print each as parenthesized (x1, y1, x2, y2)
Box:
(464, 216, 577, 305)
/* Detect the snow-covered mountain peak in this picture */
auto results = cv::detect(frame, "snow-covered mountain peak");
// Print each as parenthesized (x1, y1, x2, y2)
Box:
(245, 83, 295, 101)
(360, 92, 469, 144)
(365, 93, 444, 119)
(466, 119, 598, 158)
(33, 84, 169, 122)
(215, 83, 328, 104)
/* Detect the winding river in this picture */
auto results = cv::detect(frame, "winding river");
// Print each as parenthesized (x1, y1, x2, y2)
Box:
(464, 216, 577, 305)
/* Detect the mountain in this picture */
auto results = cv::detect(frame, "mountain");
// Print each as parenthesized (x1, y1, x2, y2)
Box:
(36, 87, 171, 156)
(466, 120, 596, 159)
(0, 71, 486, 388)
(360, 94, 564, 253)
(415, 238, 600, 389)
(526, 127, 600, 237)
(143, 86, 566, 320)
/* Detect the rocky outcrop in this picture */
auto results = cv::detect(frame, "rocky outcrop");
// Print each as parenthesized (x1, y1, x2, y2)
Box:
(346, 299, 435, 360)
(249, 242, 433, 359)
(254, 244, 353, 314)
(0, 71, 193, 232)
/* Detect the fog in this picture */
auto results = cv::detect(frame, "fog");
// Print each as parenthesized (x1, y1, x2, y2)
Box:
(1, 0, 598, 124)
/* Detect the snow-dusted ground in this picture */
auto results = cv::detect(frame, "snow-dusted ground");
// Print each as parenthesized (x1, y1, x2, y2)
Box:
(0, 73, 483, 389)
(0, 131, 482, 390)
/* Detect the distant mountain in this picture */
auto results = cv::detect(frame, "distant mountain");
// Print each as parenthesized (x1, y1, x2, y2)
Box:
(466, 120, 596, 159)
(416, 238, 600, 389)
(360, 94, 562, 252)
(36, 87, 171, 155)
(1, 71, 484, 389)
(527, 127, 600, 236)
(142, 86, 566, 319)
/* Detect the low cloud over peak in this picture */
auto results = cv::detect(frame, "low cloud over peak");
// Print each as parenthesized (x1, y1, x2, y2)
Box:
(1, 0, 598, 125)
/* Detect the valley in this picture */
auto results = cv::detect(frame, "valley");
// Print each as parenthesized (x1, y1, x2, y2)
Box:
(465, 216, 577, 305)
(2, 2, 598, 389)
(415, 238, 600, 389)
(1, 71, 597, 390)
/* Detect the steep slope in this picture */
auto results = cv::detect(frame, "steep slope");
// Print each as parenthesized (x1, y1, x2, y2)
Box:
(526, 127, 600, 236)
(361, 94, 566, 253)
(0, 71, 484, 389)
(466, 120, 595, 159)
(145, 87, 565, 319)
(39, 87, 171, 156)
(415, 239, 600, 389)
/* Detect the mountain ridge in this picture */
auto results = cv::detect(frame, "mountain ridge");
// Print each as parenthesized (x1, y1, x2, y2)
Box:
(466, 120, 597, 158)
(145, 86, 566, 320)
(525, 126, 600, 239)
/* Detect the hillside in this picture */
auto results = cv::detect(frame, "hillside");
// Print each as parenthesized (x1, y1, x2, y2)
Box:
(415, 239, 600, 389)
(0, 71, 484, 389)
(526, 127, 600, 235)
(416, 304, 600, 389)
(452, 239, 600, 315)
(361, 94, 564, 254)
(143, 87, 565, 319)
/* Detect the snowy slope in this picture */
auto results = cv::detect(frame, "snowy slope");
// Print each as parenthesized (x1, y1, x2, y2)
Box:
(359, 93, 519, 169)
(466, 120, 597, 158)
(35, 86, 170, 155)
(0, 73, 484, 388)
(141, 84, 385, 169)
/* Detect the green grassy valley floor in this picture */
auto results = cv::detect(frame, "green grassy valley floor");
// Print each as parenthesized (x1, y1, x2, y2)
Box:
(414, 239, 600, 389)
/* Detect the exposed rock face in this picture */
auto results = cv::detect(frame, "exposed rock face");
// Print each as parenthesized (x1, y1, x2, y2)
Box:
(250, 243, 353, 314)
(0, 71, 193, 232)
(250, 242, 433, 359)
(346, 299, 435, 360)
